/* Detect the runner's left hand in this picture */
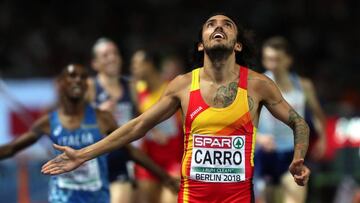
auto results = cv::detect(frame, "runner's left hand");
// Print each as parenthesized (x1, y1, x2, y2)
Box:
(289, 159, 311, 186)
(41, 144, 85, 175)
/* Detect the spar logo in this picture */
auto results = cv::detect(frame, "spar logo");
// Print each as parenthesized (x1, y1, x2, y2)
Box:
(233, 137, 244, 149)
(194, 135, 232, 149)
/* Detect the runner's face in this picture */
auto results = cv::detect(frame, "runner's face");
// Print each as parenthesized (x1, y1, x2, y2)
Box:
(201, 15, 238, 52)
(262, 47, 292, 72)
(60, 65, 88, 99)
(130, 51, 152, 80)
(93, 42, 122, 76)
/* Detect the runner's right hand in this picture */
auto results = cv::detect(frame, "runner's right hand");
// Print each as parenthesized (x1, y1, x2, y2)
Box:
(289, 159, 311, 186)
(41, 144, 85, 175)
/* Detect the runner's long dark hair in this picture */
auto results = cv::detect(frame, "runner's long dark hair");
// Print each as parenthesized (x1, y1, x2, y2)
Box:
(191, 12, 256, 68)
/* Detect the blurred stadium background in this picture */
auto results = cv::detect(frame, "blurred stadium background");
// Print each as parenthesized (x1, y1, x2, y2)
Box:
(0, 0, 359, 203)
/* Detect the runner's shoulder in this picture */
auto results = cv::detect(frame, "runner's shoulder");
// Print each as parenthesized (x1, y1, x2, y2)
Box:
(247, 69, 276, 88)
(247, 69, 281, 102)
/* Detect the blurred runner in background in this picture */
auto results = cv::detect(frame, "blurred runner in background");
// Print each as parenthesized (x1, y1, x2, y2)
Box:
(255, 36, 327, 203)
(86, 38, 136, 203)
(131, 49, 183, 203)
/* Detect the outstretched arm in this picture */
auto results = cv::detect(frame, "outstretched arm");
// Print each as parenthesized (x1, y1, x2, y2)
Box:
(98, 109, 180, 192)
(0, 115, 49, 160)
(41, 78, 182, 175)
(258, 76, 310, 186)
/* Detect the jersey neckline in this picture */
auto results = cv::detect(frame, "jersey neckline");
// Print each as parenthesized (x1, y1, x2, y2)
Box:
(196, 66, 243, 112)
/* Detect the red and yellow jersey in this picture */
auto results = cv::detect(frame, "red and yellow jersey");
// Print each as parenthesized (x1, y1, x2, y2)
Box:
(179, 66, 256, 203)
(135, 80, 183, 175)
(136, 80, 167, 113)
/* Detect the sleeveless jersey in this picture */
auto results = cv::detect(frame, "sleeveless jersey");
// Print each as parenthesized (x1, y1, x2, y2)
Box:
(94, 76, 133, 126)
(258, 71, 305, 152)
(94, 76, 134, 182)
(179, 66, 256, 203)
(48, 105, 109, 203)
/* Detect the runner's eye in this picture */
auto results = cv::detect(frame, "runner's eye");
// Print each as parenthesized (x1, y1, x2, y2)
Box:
(207, 22, 214, 28)
(225, 22, 232, 28)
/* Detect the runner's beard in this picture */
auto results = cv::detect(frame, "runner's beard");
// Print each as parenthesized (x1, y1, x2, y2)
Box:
(204, 40, 235, 64)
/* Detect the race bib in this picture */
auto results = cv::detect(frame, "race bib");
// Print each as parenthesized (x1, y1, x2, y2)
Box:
(57, 159, 102, 191)
(190, 134, 246, 183)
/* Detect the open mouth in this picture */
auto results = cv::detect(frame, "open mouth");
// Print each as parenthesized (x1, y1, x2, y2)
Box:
(211, 32, 226, 40)
(71, 86, 82, 94)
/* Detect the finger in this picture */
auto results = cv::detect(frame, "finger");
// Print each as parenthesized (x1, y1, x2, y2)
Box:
(42, 167, 53, 175)
(294, 174, 305, 180)
(42, 163, 58, 174)
(49, 169, 65, 175)
(293, 176, 305, 186)
(294, 168, 311, 179)
(41, 160, 56, 172)
(41, 161, 52, 171)
(53, 144, 66, 152)
(46, 166, 62, 174)
(49, 167, 65, 175)
(294, 175, 309, 186)
(42, 161, 62, 173)
(297, 167, 311, 177)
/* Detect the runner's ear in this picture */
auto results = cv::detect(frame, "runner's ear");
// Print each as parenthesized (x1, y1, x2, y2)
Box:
(198, 43, 204, 51)
(235, 42, 242, 52)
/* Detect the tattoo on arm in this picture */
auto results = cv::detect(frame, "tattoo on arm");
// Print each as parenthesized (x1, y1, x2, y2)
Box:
(213, 82, 238, 108)
(287, 109, 310, 159)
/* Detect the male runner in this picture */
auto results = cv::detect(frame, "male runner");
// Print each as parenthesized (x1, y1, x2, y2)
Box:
(87, 38, 135, 203)
(42, 14, 311, 203)
(0, 64, 178, 203)
(255, 36, 327, 203)
(131, 49, 183, 203)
